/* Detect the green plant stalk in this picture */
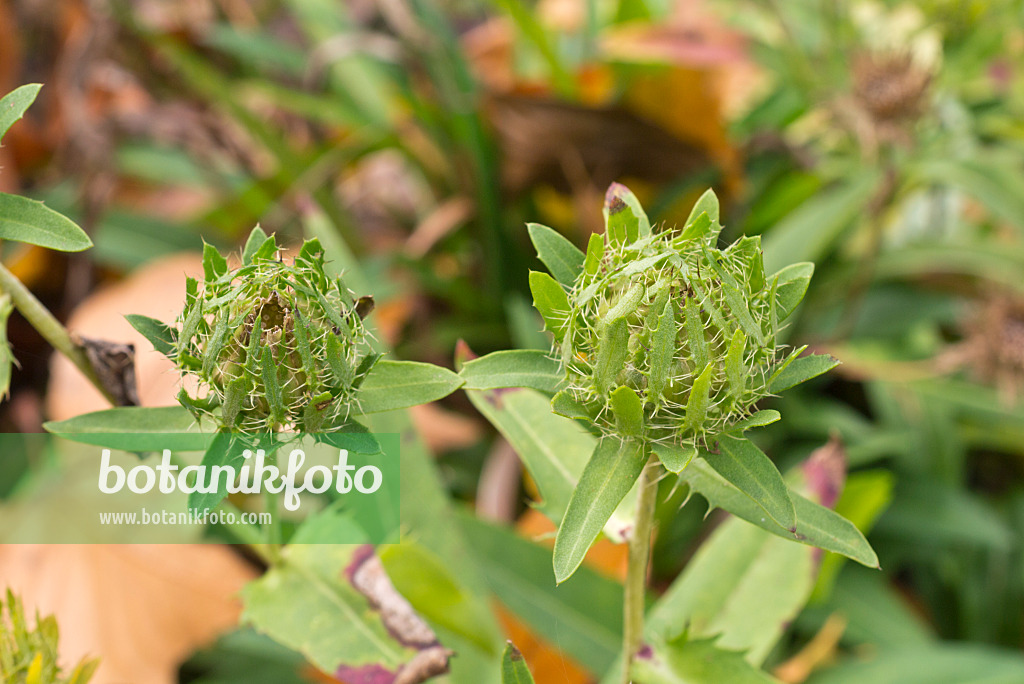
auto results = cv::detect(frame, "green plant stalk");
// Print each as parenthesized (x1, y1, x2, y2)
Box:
(264, 449, 283, 550)
(0, 261, 117, 405)
(622, 452, 659, 684)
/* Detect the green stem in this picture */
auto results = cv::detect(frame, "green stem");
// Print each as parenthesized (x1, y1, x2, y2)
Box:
(622, 452, 659, 684)
(0, 261, 116, 405)
(264, 449, 283, 549)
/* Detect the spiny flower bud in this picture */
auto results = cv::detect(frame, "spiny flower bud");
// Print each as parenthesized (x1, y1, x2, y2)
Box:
(172, 228, 378, 432)
(534, 185, 805, 449)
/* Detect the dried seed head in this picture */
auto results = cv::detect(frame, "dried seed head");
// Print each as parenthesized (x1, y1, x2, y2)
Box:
(852, 51, 931, 124)
(959, 292, 1024, 405)
(543, 186, 794, 448)
(172, 229, 377, 431)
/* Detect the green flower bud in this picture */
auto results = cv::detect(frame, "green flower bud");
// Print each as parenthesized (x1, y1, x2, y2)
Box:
(172, 228, 377, 431)
(545, 185, 782, 448)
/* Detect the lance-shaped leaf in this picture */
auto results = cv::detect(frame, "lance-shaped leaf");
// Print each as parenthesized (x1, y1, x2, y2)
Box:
(0, 193, 92, 252)
(464, 384, 635, 541)
(645, 488, 819, 665)
(126, 314, 176, 356)
(460, 349, 563, 394)
(684, 297, 709, 371)
(631, 637, 776, 684)
(379, 542, 501, 655)
(610, 385, 644, 437)
(677, 211, 712, 244)
(679, 459, 878, 567)
(704, 435, 795, 531)
(501, 642, 536, 684)
(242, 225, 271, 264)
(731, 410, 781, 432)
(772, 262, 814, 322)
(647, 298, 676, 403)
(242, 544, 450, 684)
(553, 437, 647, 584)
(202, 241, 228, 281)
(528, 223, 584, 287)
(604, 182, 651, 242)
(725, 328, 747, 399)
(684, 363, 713, 433)
(595, 317, 629, 396)
(584, 233, 604, 276)
(0, 83, 42, 140)
(685, 188, 720, 234)
(356, 360, 463, 414)
(652, 443, 696, 474)
(770, 353, 840, 393)
(529, 271, 571, 342)
(42, 406, 208, 451)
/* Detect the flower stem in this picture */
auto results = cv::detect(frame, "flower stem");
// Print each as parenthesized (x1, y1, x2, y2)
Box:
(622, 452, 659, 684)
(0, 261, 116, 405)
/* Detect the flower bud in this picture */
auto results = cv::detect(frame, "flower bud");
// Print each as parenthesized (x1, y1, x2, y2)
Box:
(544, 186, 784, 448)
(172, 229, 376, 431)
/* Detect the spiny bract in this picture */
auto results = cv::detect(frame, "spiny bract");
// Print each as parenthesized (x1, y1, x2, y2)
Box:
(533, 184, 810, 449)
(172, 228, 378, 432)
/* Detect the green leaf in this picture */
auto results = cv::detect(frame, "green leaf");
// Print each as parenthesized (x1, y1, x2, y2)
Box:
(529, 271, 570, 342)
(241, 545, 436, 678)
(584, 232, 604, 276)
(917, 157, 1024, 234)
(459, 513, 623, 675)
(679, 459, 879, 567)
(721, 283, 765, 346)
(604, 182, 651, 241)
(770, 354, 839, 392)
(460, 350, 563, 393)
(772, 262, 814, 322)
(807, 644, 1024, 684)
(379, 542, 501, 655)
(762, 170, 881, 274)
(653, 443, 696, 473)
(610, 385, 644, 437)
(731, 410, 781, 432)
(684, 363, 713, 432)
(551, 389, 599, 422)
(501, 642, 536, 684)
(187, 431, 245, 512)
(527, 223, 584, 286)
(42, 406, 207, 451)
(0, 193, 92, 252)
(553, 437, 646, 583)
(631, 637, 778, 684)
(646, 508, 815, 665)
(242, 225, 271, 264)
(648, 298, 676, 403)
(685, 188, 720, 236)
(705, 435, 795, 531)
(0, 84, 42, 141)
(684, 297, 709, 371)
(0, 294, 16, 400)
(595, 317, 629, 396)
(464, 387, 598, 526)
(203, 241, 229, 281)
(724, 328, 747, 399)
(677, 211, 712, 244)
(356, 360, 463, 413)
(126, 314, 176, 356)
(261, 346, 285, 425)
